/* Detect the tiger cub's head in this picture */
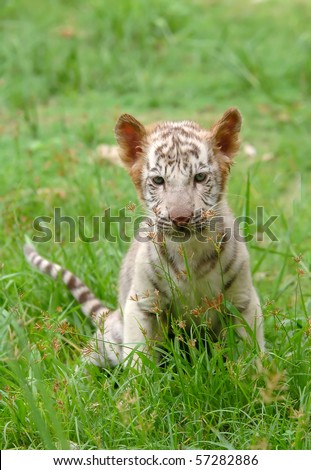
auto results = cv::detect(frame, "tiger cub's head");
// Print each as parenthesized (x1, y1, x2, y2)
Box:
(115, 108, 241, 235)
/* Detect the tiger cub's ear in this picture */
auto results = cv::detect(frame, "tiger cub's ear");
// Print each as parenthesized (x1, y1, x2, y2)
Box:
(115, 114, 146, 169)
(211, 108, 242, 159)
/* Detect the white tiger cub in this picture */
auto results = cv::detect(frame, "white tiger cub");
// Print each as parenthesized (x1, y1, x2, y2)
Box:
(24, 108, 265, 368)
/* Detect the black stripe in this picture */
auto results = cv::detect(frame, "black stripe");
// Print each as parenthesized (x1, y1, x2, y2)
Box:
(62, 270, 83, 289)
(236, 298, 251, 313)
(223, 240, 237, 274)
(45, 262, 55, 276)
(36, 257, 45, 269)
(224, 261, 245, 291)
(146, 269, 163, 295)
(196, 250, 219, 276)
(200, 196, 213, 207)
(154, 143, 168, 155)
(35, 257, 45, 269)
(159, 245, 179, 276)
(178, 167, 189, 177)
(90, 301, 104, 316)
(158, 131, 172, 141)
(78, 290, 94, 304)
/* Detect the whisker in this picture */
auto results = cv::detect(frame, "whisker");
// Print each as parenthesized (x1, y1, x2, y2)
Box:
(218, 191, 244, 199)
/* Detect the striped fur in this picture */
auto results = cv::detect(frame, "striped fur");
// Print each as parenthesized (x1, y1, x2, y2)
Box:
(25, 108, 264, 369)
(24, 244, 123, 367)
(24, 244, 108, 321)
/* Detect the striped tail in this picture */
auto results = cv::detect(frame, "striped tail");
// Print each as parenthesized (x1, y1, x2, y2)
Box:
(24, 244, 109, 323)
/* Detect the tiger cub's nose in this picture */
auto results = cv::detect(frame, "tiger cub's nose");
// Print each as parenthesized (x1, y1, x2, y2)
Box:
(169, 209, 193, 227)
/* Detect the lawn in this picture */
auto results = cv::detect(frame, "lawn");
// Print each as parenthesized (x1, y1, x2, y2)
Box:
(0, 0, 310, 450)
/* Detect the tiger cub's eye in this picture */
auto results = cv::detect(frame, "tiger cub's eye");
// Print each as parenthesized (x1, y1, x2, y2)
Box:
(152, 176, 165, 185)
(194, 173, 207, 183)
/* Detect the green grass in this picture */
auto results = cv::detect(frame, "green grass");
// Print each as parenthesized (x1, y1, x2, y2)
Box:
(1, 0, 311, 450)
